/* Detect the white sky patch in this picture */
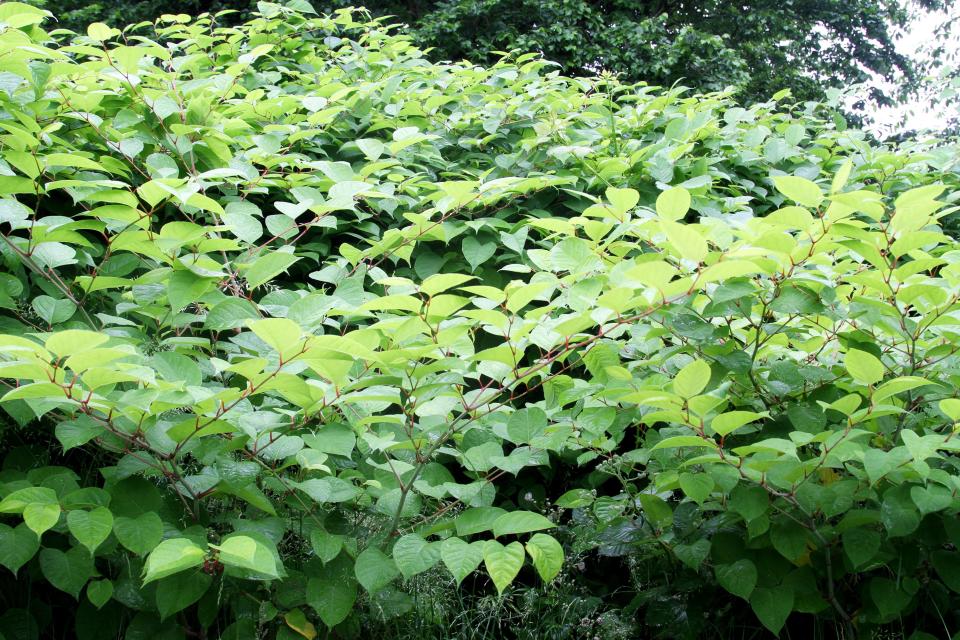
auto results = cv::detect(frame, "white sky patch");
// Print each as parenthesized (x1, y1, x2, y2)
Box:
(855, 4, 960, 138)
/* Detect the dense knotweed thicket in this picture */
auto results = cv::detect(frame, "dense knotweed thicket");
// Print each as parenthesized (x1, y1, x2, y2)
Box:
(2, 2, 960, 639)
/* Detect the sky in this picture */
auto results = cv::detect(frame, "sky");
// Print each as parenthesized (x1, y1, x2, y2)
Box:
(861, 4, 960, 137)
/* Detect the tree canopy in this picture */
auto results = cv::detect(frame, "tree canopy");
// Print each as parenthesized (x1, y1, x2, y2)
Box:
(402, 0, 946, 108)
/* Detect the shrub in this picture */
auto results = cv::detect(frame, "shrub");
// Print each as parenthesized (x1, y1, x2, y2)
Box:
(0, 2, 959, 638)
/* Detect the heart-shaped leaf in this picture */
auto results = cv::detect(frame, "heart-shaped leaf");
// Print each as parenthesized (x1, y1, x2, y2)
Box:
(23, 502, 61, 537)
(483, 540, 525, 594)
(86, 579, 113, 609)
(462, 235, 496, 272)
(440, 537, 483, 586)
(392, 534, 441, 579)
(354, 547, 398, 593)
(306, 553, 357, 628)
(910, 484, 954, 515)
(143, 538, 206, 584)
(524, 533, 563, 582)
(673, 539, 711, 570)
(715, 559, 757, 600)
(750, 586, 794, 634)
(114, 512, 163, 556)
(40, 547, 94, 599)
(0, 523, 39, 575)
(67, 507, 113, 554)
(842, 528, 880, 568)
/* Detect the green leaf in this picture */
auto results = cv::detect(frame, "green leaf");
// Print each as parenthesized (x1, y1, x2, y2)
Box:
(842, 528, 880, 568)
(830, 160, 853, 193)
(656, 186, 691, 221)
(940, 398, 960, 421)
(462, 235, 496, 271)
(223, 204, 264, 244)
(606, 186, 639, 217)
(462, 441, 502, 473)
(87, 22, 114, 41)
(773, 175, 823, 208)
(309, 529, 344, 564)
(86, 579, 113, 609)
(249, 317, 303, 357)
(650, 435, 717, 450)
(869, 577, 911, 620)
(711, 411, 764, 437)
(638, 493, 673, 528)
(1, 381, 64, 402)
(243, 251, 300, 288)
(114, 512, 163, 556)
(67, 507, 113, 553)
(156, 570, 212, 620)
(550, 237, 599, 273)
(678, 472, 714, 504)
(661, 220, 708, 263)
(674, 359, 710, 398)
(143, 538, 207, 584)
(729, 485, 768, 522)
(421, 273, 475, 297)
(220, 621, 257, 640)
(204, 298, 260, 330)
(39, 546, 94, 599)
(356, 138, 385, 161)
(45, 330, 107, 357)
(151, 351, 202, 386)
(673, 539, 711, 570)
(392, 534, 441, 579)
(524, 533, 563, 582)
(505, 407, 547, 444)
(880, 487, 920, 537)
(55, 417, 102, 451)
(768, 285, 824, 316)
(931, 550, 960, 593)
(862, 447, 904, 485)
(910, 484, 953, 515)
(213, 535, 281, 579)
(440, 537, 483, 586)
(0, 523, 39, 575)
(554, 489, 594, 509)
(23, 502, 60, 536)
(492, 511, 555, 537)
(32, 295, 76, 324)
(770, 519, 807, 561)
(354, 547, 399, 593)
(315, 160, 356, 183)
(284, 608, 317, 640)
(303, 424, 356, 457)
(167, 270, 214, 311)
(296, 477, 359, 503)
(449, 498, 501, 532)
(845, 349, 883, 385)
(872, 376, 932, 403)
(715, 559, 757, 600)
(307, 552, 357, 628)
(750, 586, 794, 634)
(145, 153, 179, 178)
(482, 540, 525, 595)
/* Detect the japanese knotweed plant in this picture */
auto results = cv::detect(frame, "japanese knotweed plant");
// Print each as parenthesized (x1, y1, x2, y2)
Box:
(0, 1, 959, 638)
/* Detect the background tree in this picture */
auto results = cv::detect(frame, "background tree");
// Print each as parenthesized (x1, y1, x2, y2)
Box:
(401, 0, 945, 108)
